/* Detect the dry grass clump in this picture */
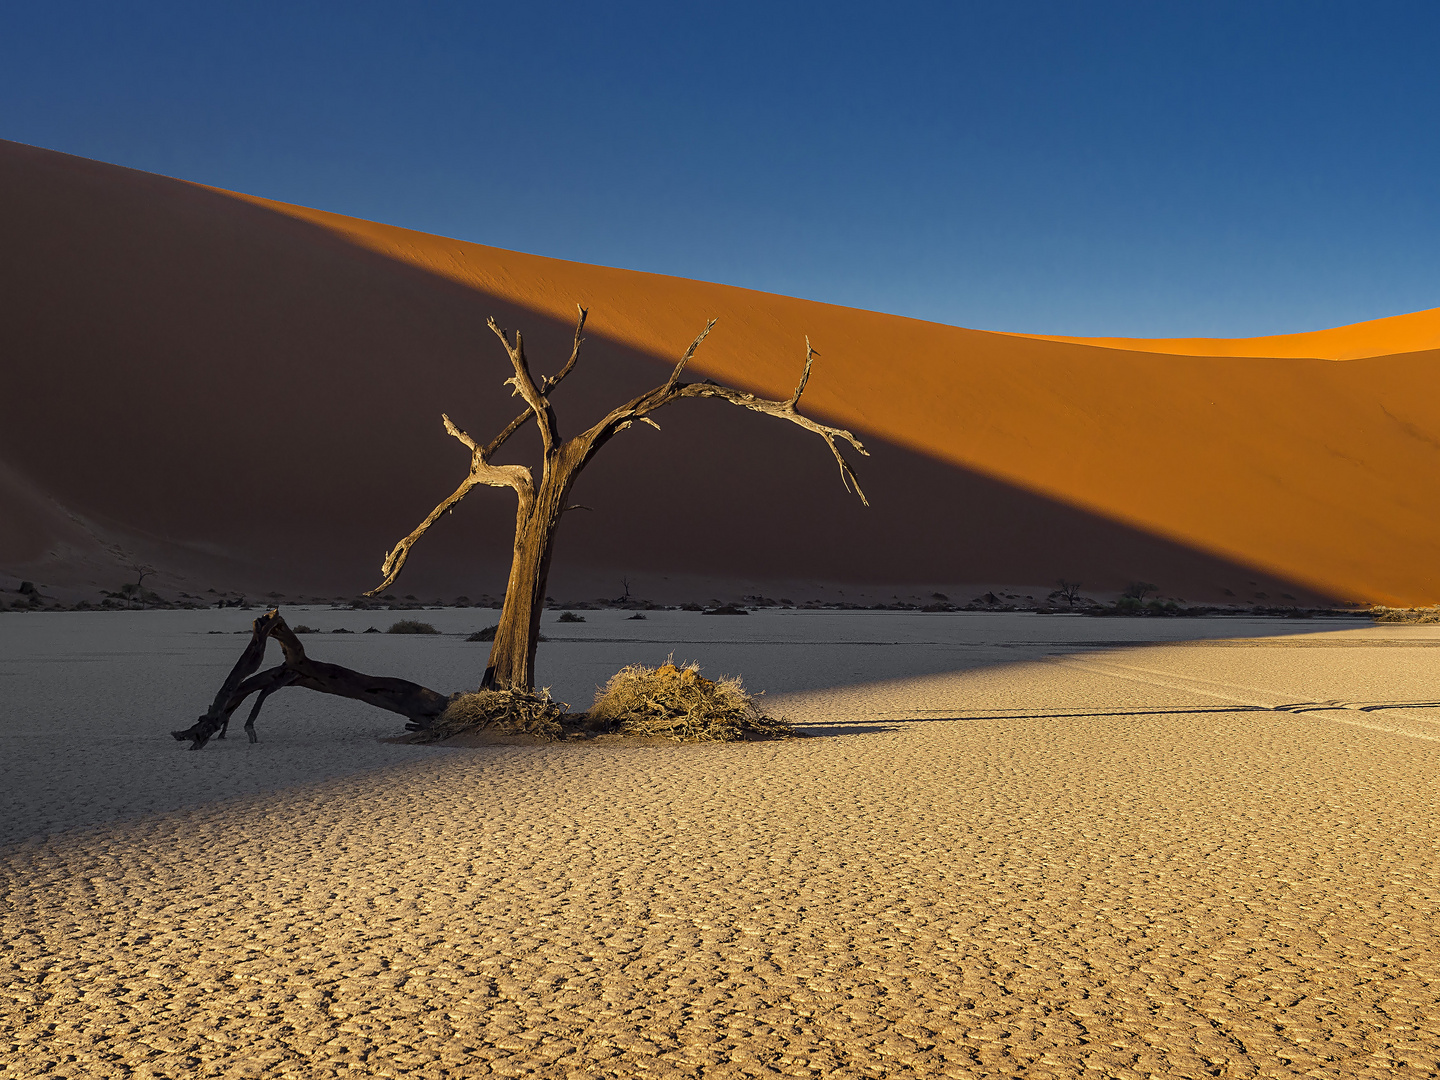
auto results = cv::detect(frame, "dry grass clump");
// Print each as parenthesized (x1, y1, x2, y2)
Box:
(387, 618, 439, 634)
(417, 688, 568, 742)
(586, 658, 793, 742)
(1372, 607, 1440, 623)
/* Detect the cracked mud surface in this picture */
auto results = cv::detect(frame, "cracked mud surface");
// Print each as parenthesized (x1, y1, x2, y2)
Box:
(2, 611, 1437, 1077)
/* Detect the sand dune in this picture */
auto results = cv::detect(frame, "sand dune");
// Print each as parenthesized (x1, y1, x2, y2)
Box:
(2, 139, 1439, 606)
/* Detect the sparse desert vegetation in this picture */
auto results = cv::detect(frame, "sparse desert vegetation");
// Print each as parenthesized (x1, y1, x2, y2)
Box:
(386, 618, 439, 634)
(586, 659, 792, 742)
(1372, 606, 1440, 623)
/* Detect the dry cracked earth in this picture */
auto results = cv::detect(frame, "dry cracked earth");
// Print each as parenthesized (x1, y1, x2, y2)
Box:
(1, 610, 1437, 1078)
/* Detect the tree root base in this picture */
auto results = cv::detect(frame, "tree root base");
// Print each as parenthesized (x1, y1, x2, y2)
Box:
(412, 688, 573, 742)
(407, 664, 797, 745)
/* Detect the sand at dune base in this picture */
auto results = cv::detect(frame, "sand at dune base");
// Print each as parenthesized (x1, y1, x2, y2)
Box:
(2, 609, 1438, 1078)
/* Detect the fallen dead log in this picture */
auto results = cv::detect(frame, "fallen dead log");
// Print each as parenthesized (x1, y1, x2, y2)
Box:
(171, 609, 449, 749)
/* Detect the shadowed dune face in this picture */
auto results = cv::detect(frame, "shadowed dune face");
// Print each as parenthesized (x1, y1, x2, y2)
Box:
(1, 139, 1436, 605)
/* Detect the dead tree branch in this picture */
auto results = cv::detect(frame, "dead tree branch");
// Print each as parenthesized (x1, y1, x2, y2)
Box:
(580, 328, 870, 505)
(171, 609, 449, 749)
(364, 308, 592, 597)
(366, 413, 536, 596)
(481, 306, 588, 458)
(488, 318, 560, 455)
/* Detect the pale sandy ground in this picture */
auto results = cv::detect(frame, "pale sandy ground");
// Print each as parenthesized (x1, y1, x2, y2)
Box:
(2, 610, 1438, 1078)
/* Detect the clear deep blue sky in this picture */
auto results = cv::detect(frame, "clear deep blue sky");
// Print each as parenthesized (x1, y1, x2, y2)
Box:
(3, 2, 1438, 336)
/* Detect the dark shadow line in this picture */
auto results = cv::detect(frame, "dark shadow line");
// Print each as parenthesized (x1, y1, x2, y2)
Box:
(797, 725, 901, 738)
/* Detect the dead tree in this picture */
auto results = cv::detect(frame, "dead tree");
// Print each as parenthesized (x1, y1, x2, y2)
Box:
(1053, 579, 1083, 608)
(173, 309, 866, 748)
(367, 307, 868, 692)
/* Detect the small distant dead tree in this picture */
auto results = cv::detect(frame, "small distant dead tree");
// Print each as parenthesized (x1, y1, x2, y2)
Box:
(1052, 579, 1083, 608)
(118, 563, 158, 606)
(174, 308, 867, 748)
(1123, 581, 1158, 600)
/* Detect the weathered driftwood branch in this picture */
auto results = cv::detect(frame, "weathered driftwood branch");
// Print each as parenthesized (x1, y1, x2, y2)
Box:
(171, 609, 449, 749)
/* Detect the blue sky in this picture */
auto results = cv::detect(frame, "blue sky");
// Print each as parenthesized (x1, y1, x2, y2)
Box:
(3, 1, 1438, 336)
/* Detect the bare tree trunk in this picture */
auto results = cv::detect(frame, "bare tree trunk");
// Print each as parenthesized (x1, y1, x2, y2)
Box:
(483, 444, 584, 690)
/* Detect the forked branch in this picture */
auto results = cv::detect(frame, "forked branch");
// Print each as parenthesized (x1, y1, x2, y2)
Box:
(366, 415, 535, 596)
(488, 319, 559, 455)
(481, 306, 588, 459)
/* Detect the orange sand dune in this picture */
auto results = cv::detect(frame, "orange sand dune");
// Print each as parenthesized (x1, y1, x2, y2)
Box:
(3, 139, 1439, 606)
(1016, 306, 1440, 360)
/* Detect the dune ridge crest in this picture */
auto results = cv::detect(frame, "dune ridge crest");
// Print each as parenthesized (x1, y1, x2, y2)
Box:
(1012, 306, 1440, 361)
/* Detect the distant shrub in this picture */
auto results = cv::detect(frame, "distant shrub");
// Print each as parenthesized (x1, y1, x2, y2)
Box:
(1373, 607, 1440, 624)
(557, 611, 586, 623)
(387, 619, 439, 634)
(363, 627, 380, 634)
(703, 604, 748, 616)
(627, 613, 648, 620)
(292, 625, 317, 634)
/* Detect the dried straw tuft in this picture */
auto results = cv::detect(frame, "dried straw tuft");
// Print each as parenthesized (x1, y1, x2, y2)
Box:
(586, 657, 793, 742)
